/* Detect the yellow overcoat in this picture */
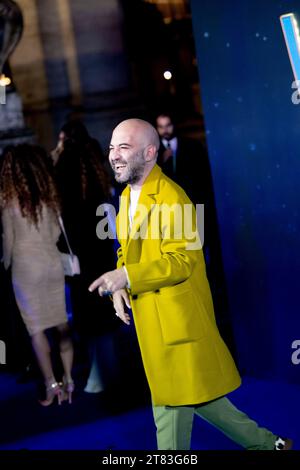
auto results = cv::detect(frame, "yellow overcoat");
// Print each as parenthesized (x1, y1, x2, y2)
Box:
(116, 164, 241, 406)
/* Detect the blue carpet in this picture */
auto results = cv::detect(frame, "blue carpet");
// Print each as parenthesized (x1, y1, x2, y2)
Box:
(0, 372, 298, 450)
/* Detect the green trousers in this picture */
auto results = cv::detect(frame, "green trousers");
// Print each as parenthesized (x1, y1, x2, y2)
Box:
(153, 397, 277, 450)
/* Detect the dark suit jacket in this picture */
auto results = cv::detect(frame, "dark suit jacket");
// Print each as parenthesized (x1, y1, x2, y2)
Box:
(157, 136, 213, 206)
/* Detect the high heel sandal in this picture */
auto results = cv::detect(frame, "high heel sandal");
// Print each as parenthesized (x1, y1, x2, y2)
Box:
(39, 381, 63, 406)
(62, 376, 75, 404)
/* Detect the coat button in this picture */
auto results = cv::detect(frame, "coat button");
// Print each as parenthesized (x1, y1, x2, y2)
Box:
(154, 289, 160, 293)
(132, 294, 138, 300)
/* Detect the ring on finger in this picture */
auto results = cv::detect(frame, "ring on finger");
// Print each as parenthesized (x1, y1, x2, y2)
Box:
(102, 290, 112, 296)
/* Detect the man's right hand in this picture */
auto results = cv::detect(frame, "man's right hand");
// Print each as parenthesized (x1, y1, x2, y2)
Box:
(113, 289, 131, 325)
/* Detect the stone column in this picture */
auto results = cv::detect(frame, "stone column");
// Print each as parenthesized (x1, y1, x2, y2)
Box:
(0, 0, 35, 153)
(9, 0, 137, 149)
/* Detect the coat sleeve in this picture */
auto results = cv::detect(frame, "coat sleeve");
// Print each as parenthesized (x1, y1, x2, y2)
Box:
(116, 245, 124, 269)
(2, 207, 14, 270)
(126, 240, 199, 295)
(125, 198, 203, 295)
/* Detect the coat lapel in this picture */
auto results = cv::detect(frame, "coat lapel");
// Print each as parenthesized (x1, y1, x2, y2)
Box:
(116, 165, 162, 256)
(116, 185, 130, 252)
(127, 192, 155, 244)
(127, 164, 161, 248)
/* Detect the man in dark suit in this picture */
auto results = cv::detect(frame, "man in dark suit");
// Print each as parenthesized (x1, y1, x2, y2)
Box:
(155, 112, 209, 206)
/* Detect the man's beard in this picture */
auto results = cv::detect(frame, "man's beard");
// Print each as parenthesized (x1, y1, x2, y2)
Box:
(162, 132, 173, 140)
(112, 151, 146, 184)
(114, 164, 144, 184)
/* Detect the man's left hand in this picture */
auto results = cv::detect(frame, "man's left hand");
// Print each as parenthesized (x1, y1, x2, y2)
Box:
(88, 267, 127, 296)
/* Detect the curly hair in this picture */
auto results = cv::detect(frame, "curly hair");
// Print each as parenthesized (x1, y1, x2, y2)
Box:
(0, 144, 61, 226)
(60, 120, 111, 199)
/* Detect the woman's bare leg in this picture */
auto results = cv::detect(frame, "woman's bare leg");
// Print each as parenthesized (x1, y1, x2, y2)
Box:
(56, 322, 74, 382)
(31, 330, 56, 385)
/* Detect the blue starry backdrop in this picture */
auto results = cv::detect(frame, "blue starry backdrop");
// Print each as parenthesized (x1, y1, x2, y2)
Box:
(191, 0, 300, 382)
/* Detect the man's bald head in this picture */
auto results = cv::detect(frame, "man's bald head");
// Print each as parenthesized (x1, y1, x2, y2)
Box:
(109, 119, 160, 187)
(113, 119, 160, 152)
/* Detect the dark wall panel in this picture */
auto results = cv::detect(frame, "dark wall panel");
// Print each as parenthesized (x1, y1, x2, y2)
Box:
(191, 0, 300, 381)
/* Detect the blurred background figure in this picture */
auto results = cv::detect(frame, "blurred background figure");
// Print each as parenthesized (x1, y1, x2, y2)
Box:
(155, 111, 210, 205)
(51, 120, 120, 394)
(155, 111, 220, 257)
(155, 111, 213, 260)
(0, 144, 74, 405)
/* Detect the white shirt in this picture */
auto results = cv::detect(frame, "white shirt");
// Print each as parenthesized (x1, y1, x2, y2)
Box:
(162, 136, 178, 156)
(124, 187, 141, 289)
(129, 187, 141, 229)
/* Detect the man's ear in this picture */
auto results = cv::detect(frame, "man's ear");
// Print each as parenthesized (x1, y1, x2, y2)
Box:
(144, 144, 157, 162)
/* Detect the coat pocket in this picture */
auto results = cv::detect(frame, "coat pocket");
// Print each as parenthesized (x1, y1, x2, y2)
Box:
(154, 282, 206, 345)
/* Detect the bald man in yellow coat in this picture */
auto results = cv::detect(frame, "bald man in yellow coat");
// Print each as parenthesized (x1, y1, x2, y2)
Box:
(89, 119, 291, 451)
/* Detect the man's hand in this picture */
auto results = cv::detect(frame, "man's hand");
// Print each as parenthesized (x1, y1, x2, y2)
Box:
(88, 267, 128, 296)
(112, 289, 131, 325)
(88, 270, 131, 325)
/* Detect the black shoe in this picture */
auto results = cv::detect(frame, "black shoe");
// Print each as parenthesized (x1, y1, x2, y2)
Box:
(274, 437, 293, 450)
